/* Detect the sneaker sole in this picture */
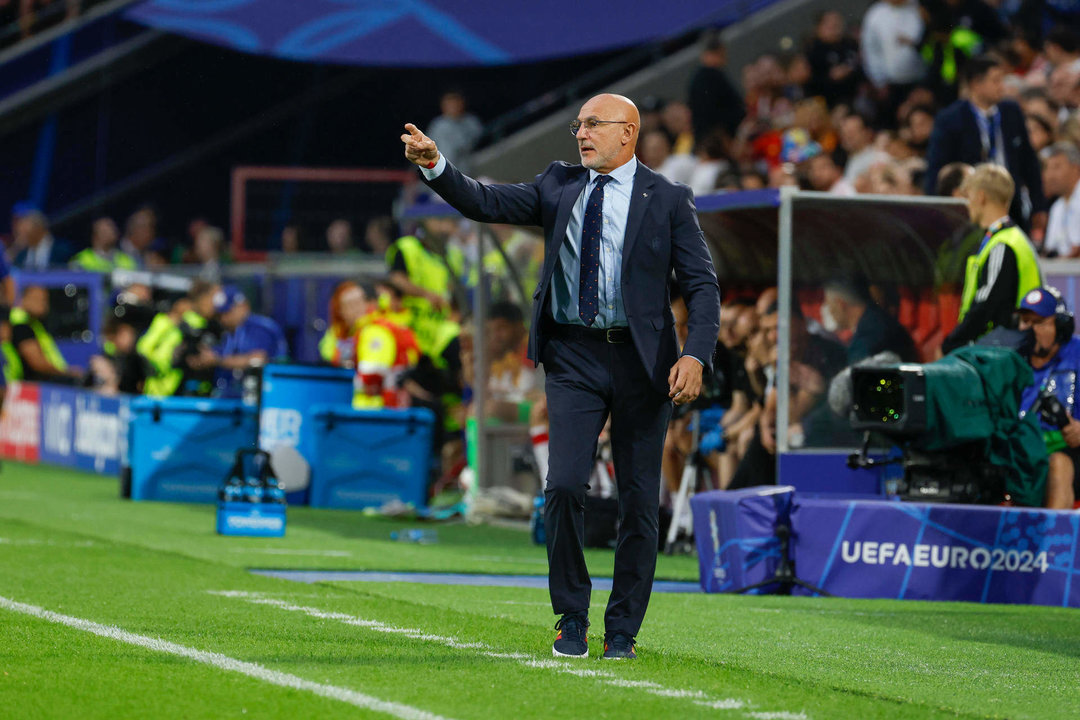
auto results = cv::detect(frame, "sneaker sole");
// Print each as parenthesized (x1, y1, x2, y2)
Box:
(552, 647, 588, 658)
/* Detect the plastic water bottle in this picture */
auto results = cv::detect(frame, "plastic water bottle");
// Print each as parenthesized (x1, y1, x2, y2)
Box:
(219, 476, 244, 503)
(262, 475, 286, 504)
(390, 529, 438, 544)
(243, 475, 264, 504)
(530, 495, 546, 545)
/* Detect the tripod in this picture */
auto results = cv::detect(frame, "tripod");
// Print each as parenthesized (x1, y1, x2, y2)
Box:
(728, 524, 832, 596)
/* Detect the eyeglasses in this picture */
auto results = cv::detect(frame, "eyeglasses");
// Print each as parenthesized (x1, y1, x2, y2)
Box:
(569, 117, 629, 137)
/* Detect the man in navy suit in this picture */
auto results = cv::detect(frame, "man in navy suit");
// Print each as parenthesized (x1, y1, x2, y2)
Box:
(402, 94, 720, 659)
(923, 55, 1046, 236)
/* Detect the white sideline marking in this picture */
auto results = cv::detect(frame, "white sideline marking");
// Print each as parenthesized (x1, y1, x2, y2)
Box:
(0, 595, 452, 720)
(211, 591, 797, 717)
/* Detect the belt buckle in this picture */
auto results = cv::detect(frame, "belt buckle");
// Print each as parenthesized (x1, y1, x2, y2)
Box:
(605, 328, 623, 343)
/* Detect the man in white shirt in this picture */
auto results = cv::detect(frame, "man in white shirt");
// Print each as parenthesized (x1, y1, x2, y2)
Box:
(841, 114, 890, 186)
(861, 0, 925, 126)
(1043, 142, 1080, 258)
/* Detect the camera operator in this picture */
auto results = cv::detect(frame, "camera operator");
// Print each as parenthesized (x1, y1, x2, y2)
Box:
(1016, 286, 1080, 509)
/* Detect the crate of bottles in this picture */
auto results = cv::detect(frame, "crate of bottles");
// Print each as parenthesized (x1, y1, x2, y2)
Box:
(215, 448, 287, 537)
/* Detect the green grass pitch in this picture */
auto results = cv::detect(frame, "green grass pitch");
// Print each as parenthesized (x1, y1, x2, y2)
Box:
(0, 460, 1078, 719)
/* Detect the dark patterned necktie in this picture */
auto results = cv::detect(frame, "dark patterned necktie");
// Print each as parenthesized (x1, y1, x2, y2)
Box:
(578, 174, 611, 326)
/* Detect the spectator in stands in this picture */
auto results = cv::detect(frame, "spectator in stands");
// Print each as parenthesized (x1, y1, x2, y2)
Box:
(919, 0, 1007, 103)
(640, 130, 696, 185)
(840, 113, 890, 185)
(280, 224, 300, 254)
(352, 280, 420, 409)
(806, 152, 856, 195)
(730, 302, 845, 487)
(1047, 64, 1080, 121)
(1016, 286, 1080, 508)
(482, 301, 541, 423)
(326, 219, 359, 257)
(70, 217, 136, 273)
(688, 30, 745, 143)
(427, 90, 484, 175)
(942, 164, 1042, 353)
(933, 162, 982, 289)
(923, 55, 1047, 235)
(319, 281, 364, 368)
(805, 11, 861, 108)
(120, 207, 166, 268)
(11, 207, 71, 269)
(0, 239, 13, 312)
(1026, 114, 1057, 153)
(1044, 26, 1080, 75)
(1, 285, 80, 384)
(363, 216, 396, 256)
(860, 0, 925, 127)
(661, 101, 696, 155)
(902, 104, 936, 155)
(688, 131, 734, 197)
(824, 276, 918, 363)
(213, 286, 288, 396)
(192, 225, 226, 281)
(1042, 142, 1080, 257)
(87, 317, 139, 395)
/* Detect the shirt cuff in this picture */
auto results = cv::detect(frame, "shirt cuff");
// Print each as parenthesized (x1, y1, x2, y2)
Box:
(682, 354, 704, 367)
(420, 154, 446, 180)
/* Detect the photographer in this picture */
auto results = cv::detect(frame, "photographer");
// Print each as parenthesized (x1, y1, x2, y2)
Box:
(1016, 286, 1080, 509)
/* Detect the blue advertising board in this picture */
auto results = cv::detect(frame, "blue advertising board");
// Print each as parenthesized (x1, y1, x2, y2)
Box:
(791, 498, 1080, 608)
(37, 383, 128, 476)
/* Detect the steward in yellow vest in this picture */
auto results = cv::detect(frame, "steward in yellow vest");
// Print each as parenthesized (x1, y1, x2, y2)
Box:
(69, 217, 138, 272)
(1, 286, 77, 384)
(386, 226, 456, 356)
(943, 164, 1042, 354)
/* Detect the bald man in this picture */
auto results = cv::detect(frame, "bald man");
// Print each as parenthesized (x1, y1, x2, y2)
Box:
(402, 94, 720, 659)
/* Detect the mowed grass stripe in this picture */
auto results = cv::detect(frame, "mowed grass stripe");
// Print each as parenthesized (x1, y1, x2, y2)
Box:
(0, 594, 454, 720)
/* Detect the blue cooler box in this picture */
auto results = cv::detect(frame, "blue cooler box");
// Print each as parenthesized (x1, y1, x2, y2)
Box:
(690, 486, 794, 593)
(308, 405, 435, 509)
(129, 397, 257, 503)
(216, 501, 286, 537)
(258, 364, 354, 505)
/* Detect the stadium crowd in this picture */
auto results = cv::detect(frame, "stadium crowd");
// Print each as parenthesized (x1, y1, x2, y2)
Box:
(2, 0, 1080, 512)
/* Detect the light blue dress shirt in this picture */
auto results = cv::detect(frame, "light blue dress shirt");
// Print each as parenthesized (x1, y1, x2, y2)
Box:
(551, 156, 637, 329)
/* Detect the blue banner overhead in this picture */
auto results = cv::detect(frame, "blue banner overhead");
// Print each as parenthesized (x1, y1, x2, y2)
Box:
(125, 0, 756, 66)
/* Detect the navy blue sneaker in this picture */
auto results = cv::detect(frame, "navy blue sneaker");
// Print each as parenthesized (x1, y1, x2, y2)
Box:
(602, 632, 637, 660)
(552, 614, 589, 658)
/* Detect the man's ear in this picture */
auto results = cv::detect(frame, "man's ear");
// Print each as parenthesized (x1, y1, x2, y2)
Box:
(622, 124, 637, 146)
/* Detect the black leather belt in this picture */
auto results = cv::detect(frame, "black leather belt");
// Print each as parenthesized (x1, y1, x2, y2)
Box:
(552, 323, 631, 344)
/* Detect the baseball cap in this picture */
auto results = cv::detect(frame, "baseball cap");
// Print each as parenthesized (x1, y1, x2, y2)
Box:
(1019, 287, 1064, 317)
(213, 285, 246, 314)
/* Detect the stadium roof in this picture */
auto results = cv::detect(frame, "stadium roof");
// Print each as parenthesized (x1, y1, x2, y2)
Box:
(125, 0, 775, 66)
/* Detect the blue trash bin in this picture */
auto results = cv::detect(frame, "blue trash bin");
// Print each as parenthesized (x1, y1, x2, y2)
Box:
(307, 405, 435, 510)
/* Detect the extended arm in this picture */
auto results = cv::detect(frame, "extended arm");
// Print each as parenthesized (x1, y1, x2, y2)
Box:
(402, 123, 542, 226)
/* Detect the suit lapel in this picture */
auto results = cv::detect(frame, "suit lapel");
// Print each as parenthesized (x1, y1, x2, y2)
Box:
(622, 163, 656, 275)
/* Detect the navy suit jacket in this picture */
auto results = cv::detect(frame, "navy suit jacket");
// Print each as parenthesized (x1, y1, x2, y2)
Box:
(423, 159, 721, 393)
(923, 99, 1045, 215)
